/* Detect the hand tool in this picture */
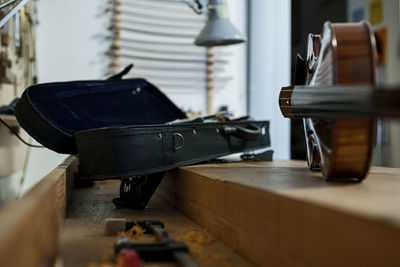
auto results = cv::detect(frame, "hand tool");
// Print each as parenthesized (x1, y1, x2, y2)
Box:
(117, 249, 142, 267)
(110, 219, 200, 267)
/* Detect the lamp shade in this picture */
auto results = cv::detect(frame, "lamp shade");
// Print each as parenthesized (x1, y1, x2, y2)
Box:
(194, 0, 246, 46)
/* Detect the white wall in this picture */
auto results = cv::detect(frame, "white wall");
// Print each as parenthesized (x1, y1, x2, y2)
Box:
(210, 0, 247, 116)
(249, 0, 291, 159)
(36, 0, 108, 81)
(22, 0, 108, 194)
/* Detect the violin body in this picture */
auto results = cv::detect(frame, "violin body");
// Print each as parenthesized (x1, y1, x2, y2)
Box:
(284, 22, 377, 181)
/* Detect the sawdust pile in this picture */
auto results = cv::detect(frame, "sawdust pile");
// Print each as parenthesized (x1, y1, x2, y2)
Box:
(173, 229, 232, 267)
(89, 228, 233, 267)
(116, 225, 156, 242)
(120, 225, 145, 239)
(183, 230, 214, 245)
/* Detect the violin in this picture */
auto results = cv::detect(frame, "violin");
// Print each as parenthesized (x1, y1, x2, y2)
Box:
(279, 21, 399, 181)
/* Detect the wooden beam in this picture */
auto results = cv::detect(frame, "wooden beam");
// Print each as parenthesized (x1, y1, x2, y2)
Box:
(0, 156, 77, 267)
(157, 160, 400, 267)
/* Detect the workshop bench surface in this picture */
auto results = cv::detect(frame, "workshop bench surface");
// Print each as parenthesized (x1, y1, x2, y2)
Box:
(60, 179, 252, 267)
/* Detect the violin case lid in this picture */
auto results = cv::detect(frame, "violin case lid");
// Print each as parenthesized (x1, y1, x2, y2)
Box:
(14, 68, 187, 154)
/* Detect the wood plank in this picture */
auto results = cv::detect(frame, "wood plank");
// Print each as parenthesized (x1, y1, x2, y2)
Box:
(0, 156, 77, 267)
(60, 179, 253, 267)
(157, 160, 400, 267)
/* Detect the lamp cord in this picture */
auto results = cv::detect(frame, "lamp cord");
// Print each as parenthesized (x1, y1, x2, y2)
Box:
(0, 118, 43, 148)
(181, 0, 203, 14)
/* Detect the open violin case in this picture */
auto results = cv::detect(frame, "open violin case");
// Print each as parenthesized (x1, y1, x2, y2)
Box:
(14, 66, 270, 208)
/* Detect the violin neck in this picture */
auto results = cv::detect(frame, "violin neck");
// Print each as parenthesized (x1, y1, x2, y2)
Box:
(279, 85, 400, 119)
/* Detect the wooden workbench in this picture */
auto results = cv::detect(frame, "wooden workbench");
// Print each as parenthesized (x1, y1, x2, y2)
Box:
(157, 160, 400, 267)
(60, 179, 252, 267)
(0, 156, 252, 267)
(1, 158, 400, 267)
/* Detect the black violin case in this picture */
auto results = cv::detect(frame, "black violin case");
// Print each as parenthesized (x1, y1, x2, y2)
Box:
(14, 67, 270, 208)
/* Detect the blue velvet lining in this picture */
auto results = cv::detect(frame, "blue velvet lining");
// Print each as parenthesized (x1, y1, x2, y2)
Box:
(27, 78, 186, 135)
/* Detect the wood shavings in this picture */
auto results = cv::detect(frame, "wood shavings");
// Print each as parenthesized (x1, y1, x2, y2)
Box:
(117, 225, 145, 240)
(127, 225, 145, 239)
(174, 229, 214, 245)
(187, 243, 231, 267)
(173, 229, 232, 266)
(183, 229, 214, 245)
